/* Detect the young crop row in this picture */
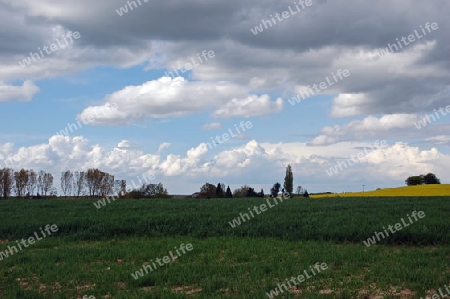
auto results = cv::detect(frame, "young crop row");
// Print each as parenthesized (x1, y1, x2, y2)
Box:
(1, 196, 449, 246)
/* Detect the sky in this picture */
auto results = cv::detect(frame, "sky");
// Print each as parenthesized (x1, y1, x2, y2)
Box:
(0, 0, 449, 195)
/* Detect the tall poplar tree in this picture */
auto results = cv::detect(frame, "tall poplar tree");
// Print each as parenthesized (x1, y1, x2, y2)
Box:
(283, 164, 293, 194)
(225, 186, 233, 198)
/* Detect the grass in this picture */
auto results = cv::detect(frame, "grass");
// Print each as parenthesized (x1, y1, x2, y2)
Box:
(0, 196, 449, 298)
(311, 184, 450, 198)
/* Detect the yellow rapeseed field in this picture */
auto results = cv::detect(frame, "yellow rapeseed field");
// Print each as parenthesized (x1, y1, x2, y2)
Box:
(311, 184, 450, 198)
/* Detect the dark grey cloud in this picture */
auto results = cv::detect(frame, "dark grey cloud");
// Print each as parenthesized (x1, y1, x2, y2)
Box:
(4, 0, 448, 51)
(0, 0, 449, 116)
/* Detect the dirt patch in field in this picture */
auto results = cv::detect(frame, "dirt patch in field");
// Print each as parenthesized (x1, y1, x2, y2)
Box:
(424, 289, 442, 297)
(172, 285, 202, 295)
(53, 282, 62, 291)
(288, 285, 302, 294)
(39, 284, 47, 293)
(318, 287, 334, 295)
(17, 274, 40, 291)
(360, 284, 416, 298)
(117, 282, 126, 289)
(219, 288, 230, 295)
(0, 239, 9, 244)
(76, 283, 96, 291)
(17, 278, 31, 290)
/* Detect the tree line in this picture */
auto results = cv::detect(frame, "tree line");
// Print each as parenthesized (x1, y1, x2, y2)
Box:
(0, 168, 125, 199)
(196, 164, 309, 198)
(0, 168, 55, 199)
(0, 164, 305, 200)
(60, 169, 127, 198)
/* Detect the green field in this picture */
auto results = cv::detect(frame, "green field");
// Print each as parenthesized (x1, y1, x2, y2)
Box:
(1, 197, 449, 298)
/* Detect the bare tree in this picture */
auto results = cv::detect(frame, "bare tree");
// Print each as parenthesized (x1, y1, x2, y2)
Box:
(37, 170, 45, 195)
(0, 168, 14, 199)
(61, 170, 73, 198)
(26, 169, 37, 196)
(86, 168, 95, 197)
(91, 168, 102, 197)
(42, 173, 53, 197)
(100, 173, 114, 197)
(86, 168, 114, 197)
(0, 169, 5, 199)
(120, 180, 126, 197)
(113, 180, 121, 196)
(14, 169, 29, 198)
(93, 170, 102, 196)
(74, 171, 86, 197)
